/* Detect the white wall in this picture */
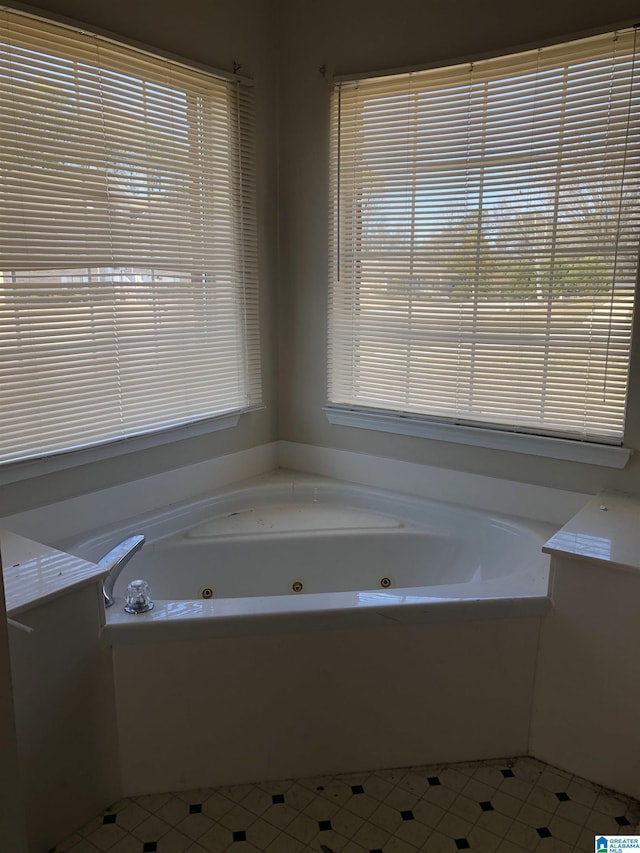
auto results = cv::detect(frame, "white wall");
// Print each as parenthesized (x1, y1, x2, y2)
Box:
(276, 0, 640, 498)
(4, 0, 639, 513)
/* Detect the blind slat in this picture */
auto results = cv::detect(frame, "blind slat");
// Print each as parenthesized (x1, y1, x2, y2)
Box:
(0, 7, 261, 464)
(329, 27, 639, 444)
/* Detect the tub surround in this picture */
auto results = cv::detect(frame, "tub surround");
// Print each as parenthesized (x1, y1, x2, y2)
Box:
(532, 492, 640, 800)
(1, 531, 107, 618)
(2, 442, 279, 548)
(277, 442, 590, 525)
(1, 530, 120, 852)
(0, 574, 28, 853)
(48, 468, 551, 794)
(543, 490, 640, 573)
(103, 592, 549, 646)
(1, 442, 588, 549)
(3, 444, 640, 850)
(61, 472, 555, 645)
(113, 616, 541, 795)
(531, 548, 640, 800)
(6, 582, 119, 853)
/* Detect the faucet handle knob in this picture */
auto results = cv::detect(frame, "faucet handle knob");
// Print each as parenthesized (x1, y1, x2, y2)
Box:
(123, 579, 154, 614)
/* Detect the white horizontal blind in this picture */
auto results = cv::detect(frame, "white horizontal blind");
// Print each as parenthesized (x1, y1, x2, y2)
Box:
(0, 8, 260, 464)
(329, 29, 640, 444)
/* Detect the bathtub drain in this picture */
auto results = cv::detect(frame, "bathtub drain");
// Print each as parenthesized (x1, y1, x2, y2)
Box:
(290, 580, 304, 593)
(201, 587, 214, 599)
(380, 577, 392, 588)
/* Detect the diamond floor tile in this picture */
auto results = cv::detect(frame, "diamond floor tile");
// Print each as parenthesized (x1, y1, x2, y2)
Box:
(52, 757, 639, 853)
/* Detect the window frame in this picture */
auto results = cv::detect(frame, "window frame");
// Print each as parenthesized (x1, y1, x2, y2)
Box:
(0, 6, 262, 473)
(327, 26, 640, 467)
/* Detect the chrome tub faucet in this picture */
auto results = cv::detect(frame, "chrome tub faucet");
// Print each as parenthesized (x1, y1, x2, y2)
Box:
(99, 534, 146, 607)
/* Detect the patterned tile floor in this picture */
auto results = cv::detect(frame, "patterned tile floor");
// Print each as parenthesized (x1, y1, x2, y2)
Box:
(52, 757, 640, 853)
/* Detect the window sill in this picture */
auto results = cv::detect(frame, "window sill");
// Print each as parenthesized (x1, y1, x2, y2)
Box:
(324, 405, 632, 469)
(0, 408, 261, 487)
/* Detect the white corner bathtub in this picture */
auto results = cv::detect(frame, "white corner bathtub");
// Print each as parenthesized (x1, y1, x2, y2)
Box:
(66, 471, 555, 645)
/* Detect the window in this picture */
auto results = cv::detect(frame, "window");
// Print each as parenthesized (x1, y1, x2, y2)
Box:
(0, 8, 260, 465)
(329, 29, 639, 449)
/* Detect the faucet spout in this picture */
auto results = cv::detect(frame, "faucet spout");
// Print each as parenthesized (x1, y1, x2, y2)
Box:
(99, 534, 146, 608)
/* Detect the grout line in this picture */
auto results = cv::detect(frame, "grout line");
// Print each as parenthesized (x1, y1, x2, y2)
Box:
(54, 755, 640, 853)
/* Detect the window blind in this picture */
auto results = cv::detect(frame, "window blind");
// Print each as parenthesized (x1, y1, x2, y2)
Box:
(0, 8, 260, 464)
(329, 28, 640, 444)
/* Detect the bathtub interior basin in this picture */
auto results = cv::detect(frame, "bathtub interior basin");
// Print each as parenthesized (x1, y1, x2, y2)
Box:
(62, 471, 556, 641)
